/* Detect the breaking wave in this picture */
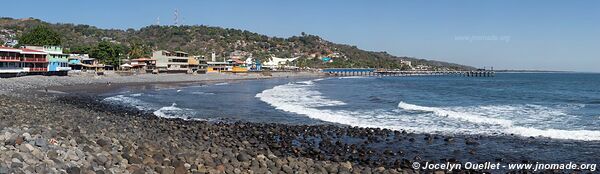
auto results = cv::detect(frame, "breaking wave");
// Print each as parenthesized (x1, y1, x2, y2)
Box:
(399, 102, 600, 141)
(257, 79, 600, 141)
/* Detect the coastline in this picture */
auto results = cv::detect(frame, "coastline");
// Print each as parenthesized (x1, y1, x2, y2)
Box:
(0, 72, 597, 173)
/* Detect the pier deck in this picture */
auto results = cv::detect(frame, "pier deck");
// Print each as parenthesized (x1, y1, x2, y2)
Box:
(321, 68, 495, 77)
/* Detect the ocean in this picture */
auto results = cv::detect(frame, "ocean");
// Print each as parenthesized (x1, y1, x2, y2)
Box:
(103, 73, 600, 141)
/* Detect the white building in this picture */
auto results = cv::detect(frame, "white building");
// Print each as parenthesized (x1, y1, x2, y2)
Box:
(262, 56, 299, 70)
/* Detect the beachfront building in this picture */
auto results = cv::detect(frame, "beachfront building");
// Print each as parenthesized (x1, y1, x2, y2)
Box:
(228, 58, 248, 73)
(23, 46, 70, 75)
(206, 59, 248, 73)
(68, 54, 105, 72)
(0, 47, 25, 77)
(20, 48, 48, 75)
(206, 61, 230, 73)
(262, 56, 299, 70)
(152, 50, 189, 73)
(130, 58, 157, 73)
(245, 57, 262, 71)
(188, 56, 207, 74)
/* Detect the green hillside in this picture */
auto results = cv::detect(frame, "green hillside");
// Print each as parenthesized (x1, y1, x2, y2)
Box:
(0, 17, 474, 70)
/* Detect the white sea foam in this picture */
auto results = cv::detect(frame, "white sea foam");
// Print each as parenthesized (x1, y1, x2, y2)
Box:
(103, 95, 153, 111)
(506, 127, 600, 141)
(191, 91, 215, 95)
(257, 79, 488, 135)
(256, 78, 600, 141)
(398, 101, 600, 141)
(398, 102, 513, 127)
(153, 103, 184, 118)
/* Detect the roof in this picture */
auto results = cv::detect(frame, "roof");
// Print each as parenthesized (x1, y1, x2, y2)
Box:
(131, 58, 156, 61)
(231, 58, 246, 64)
(0, 46, 21, 53)
(20, 48, 48, 55)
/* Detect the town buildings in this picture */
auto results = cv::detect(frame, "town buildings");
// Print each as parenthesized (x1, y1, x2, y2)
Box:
(23, 46, 70, 75)
(68, 54, 105, 72)
(0, 46, 50, 77)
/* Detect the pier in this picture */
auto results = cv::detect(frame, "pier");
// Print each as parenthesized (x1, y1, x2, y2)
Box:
(321, 68, 495, 77)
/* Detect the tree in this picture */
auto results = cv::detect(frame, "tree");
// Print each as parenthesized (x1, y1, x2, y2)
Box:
(90, 41, 124, 66)
(19, 25, 62, 46)
(127, 38, 148, 59)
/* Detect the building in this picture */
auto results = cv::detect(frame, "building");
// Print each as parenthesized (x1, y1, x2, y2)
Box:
(0, 47, 49, 76)
(130, 58, 157, 73)
(68, 54, 105, 72)
(19, 48, 48, 75)
(413, 64, 431, 71)
(152, 50, 189, 73)
(0, 47, 25, 77)
(187, 56, 207, 74)
(262, 56, 299, 70)
(245, 57, 262, 71)
(23, 46, 70, 75)
(400, 60, 412, 68)
(228, 58, 248, 73)
(206, 58, 248, 73)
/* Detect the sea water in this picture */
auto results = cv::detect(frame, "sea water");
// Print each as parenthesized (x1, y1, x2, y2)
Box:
(104, 73, 600, 141)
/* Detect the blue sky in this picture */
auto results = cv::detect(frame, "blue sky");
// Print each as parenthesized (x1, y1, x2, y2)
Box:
(2, 0, 599, 72)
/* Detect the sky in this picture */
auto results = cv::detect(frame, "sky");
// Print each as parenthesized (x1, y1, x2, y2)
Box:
(2, 0, 599, 72)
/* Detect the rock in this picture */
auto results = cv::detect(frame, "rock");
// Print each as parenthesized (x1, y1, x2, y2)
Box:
(15, 136, 24, 145)
(32, 149, 44, 160)
(282, 165, 293, 174)
(142, 156, 156, 165)
(22, 133, 31, 141)
(197, 165, 207, 173)
(67, 167, 81, 174)
(340, 161, 353, 171)
(0, 167, 9, 174)
(10, 158, 23, 169)
(236, 153, 250, 162)
(215, 165, 225, 173)
(34, 138, 47, 147)
(11, 158, 22, 163)
(4, 137, 16, 146)
(65, 150, 80, 161)
(160, 166, 175, 174)
(19, 143, 35, 153)
(256, 154, 266, 161)
(96, 139, 110, 147)
(326, 164, 338, 173)
(47, 151, 59, 159)
(465, 138, 479, 145)
(174, 165, 186, 174)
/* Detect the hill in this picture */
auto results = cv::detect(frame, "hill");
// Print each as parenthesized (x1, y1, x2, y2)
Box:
(0, 17, 474, 70)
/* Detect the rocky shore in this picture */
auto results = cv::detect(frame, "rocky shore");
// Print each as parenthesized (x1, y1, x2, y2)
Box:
(0, 73, 591, 174)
